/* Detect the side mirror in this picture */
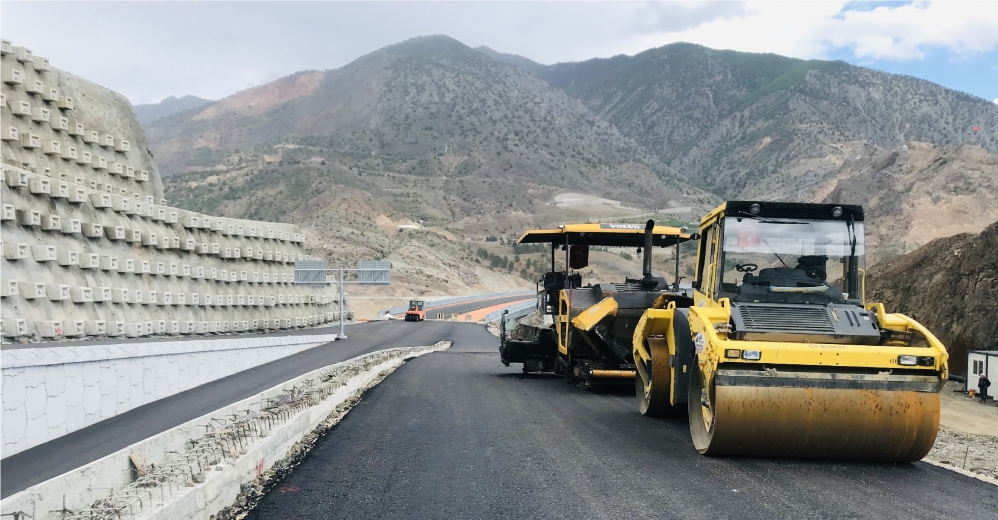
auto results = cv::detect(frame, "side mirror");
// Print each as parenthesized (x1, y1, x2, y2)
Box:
(691, 280, 700, 290)
(689, 232, 701, 241)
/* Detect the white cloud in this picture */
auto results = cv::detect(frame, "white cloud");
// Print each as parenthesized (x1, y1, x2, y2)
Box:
(993, 98, 998, 105)
(629, 1, 998, 62)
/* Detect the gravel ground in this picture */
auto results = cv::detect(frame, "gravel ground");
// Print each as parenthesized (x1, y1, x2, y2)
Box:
(927, 429, 998, 481)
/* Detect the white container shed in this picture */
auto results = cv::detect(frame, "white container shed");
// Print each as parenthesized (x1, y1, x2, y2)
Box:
(967, 350, 998, 395)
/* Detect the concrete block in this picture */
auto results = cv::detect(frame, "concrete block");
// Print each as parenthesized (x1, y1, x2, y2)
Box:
(168, 262, 179, 276)
(93, 155, 108, 171)
(166, 210, 178, 224)
(36, 320, 63, 338)
(43, 86, 59, 102)
(189, 293, 199, 305)
(31, 244, 57, 262)
(5, 168, 28, 187)
(60, 144, 79, 162)
(225, 294, 234, 306)
(180, 321, 195, 334)
(167, 321, 180, 335)
(28, 176, 51, 195)
(125, 323, 143, 338)
(1, 204, 14, 221)
(2, 125, 19, 142)
(32, 54, 50, 72)
(110, 195, 131, 213)
(69, 187, 88, 204)
(101, 133, 114, 148)
(99, 255, 119, 271)
(201, 293, 212, 306)
(20, 282, 45, 299)
(156, 292, 171, 305)
(57, 249, 80, 266)
(2, 63, 24, 85)
(206, 218, 218, 231)
(143, 290, 156, 305)
(153, 320, 166, 334)
(117, 258, 134, 274)
(50, 115, 68, 132)
(26, 78, 44, 95)
(182, 214, 200, 229)
(13, 99, 31, 117)
(16, 209, 41, 227)
(123, 166, 134, 178)
(153, 261, 166, 275)
(92, 286, 112, 302)
(104, 225, 125, 241)
(45, 284, 70, 301)
(181, 264, 191, 277)
(136, 170, 149, 182)
(41, 213, 61, 231)
(14, 46, 33, 62)
(141, 232, 158, 247)
(111, 288, 129, 304)
(138, 260, 151, 274)
(0, 39, 10, 54)
(82, 222, 103, 238)
(77, 149, 92, 165)
(219, 269, 229, 282)
(221, 321, 231, 332)
(114, 139, 130, 153)
(51, 180, 70, 199)
(60, 218, 81, 234)
(106, 321, 125, 337)
(175, 292, 186, 305)
(2, 318, 28, 337)
(84, 320, 106, 336)
(30, 105, 50, 122)
(89, 192, 112, 209)
(206, 321, 218, 333)
(79, 253, 99, 270)
(1, 279, 19, 298)
(83, 130, 99, 144)
(108, 162, 123, 176)
(64, 320, 86, 337)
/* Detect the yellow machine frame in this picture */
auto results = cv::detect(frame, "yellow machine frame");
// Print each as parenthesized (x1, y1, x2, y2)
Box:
(632, 201, 949, 461)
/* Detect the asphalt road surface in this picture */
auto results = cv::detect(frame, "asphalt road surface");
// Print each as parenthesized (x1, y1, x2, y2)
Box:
(1, 320, 494, 497)
(248, 332, 998, 519)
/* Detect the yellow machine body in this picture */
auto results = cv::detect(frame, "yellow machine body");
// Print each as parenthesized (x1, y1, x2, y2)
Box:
(633, 201, 948, 461)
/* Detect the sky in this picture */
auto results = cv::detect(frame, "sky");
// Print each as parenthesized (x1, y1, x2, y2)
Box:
(2, 1, 996, 106)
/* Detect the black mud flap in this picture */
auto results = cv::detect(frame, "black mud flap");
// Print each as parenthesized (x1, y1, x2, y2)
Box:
(671, 309, 695, 404)
(500, 330, 557, 367)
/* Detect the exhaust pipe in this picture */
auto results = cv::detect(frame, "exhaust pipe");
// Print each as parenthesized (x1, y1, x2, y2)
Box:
(643, 219, 654, 283)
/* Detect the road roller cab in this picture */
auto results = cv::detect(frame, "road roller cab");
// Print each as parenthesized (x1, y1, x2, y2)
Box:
(633, 201, 949, 461)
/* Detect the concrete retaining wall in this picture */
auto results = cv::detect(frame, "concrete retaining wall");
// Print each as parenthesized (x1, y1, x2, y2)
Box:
(1, 39, 339, 342)
(1, 333, 337, 458)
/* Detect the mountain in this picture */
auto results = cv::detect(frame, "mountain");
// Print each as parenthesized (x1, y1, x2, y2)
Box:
(528, 43, 998, 200)
(146, 36, 998, 298)
(133, 95, 213, 124)
(869, 221, 998, 375)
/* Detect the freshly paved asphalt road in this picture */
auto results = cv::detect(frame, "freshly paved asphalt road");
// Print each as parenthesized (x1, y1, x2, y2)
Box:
(1, 319, 498, 497)
(248, 335, 998, 519)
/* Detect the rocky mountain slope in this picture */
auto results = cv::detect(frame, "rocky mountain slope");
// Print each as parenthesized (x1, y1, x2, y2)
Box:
(869, 222, 998, 374)
(527, 43, 998, 201)
(147, 36, 998, 296)
(133, 95, 213, 124)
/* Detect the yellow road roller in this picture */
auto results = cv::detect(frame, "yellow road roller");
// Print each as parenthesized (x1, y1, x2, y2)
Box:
(632, 201, 948, 461)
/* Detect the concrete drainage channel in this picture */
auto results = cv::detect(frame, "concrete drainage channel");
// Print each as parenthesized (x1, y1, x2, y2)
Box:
(1, 342, 451, 520)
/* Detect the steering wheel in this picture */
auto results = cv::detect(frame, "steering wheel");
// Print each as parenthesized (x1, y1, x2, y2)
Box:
(735, 263, 758, 273)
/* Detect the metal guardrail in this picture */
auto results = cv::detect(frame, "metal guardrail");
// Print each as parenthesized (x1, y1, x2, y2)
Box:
(484, 299, 535, 325)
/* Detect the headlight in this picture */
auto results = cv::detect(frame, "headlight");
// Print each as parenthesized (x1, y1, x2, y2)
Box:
(741, 350, 761, 360)
(724, 349, 741, 359)
(917, 356, 935, 367)
(898, 355, 917, 366)
(749, 203, 761, 215)
(831, 206, 843, 217)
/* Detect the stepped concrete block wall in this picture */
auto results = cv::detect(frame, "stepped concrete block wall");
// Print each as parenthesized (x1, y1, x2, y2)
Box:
(1, 40, 340, 341)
